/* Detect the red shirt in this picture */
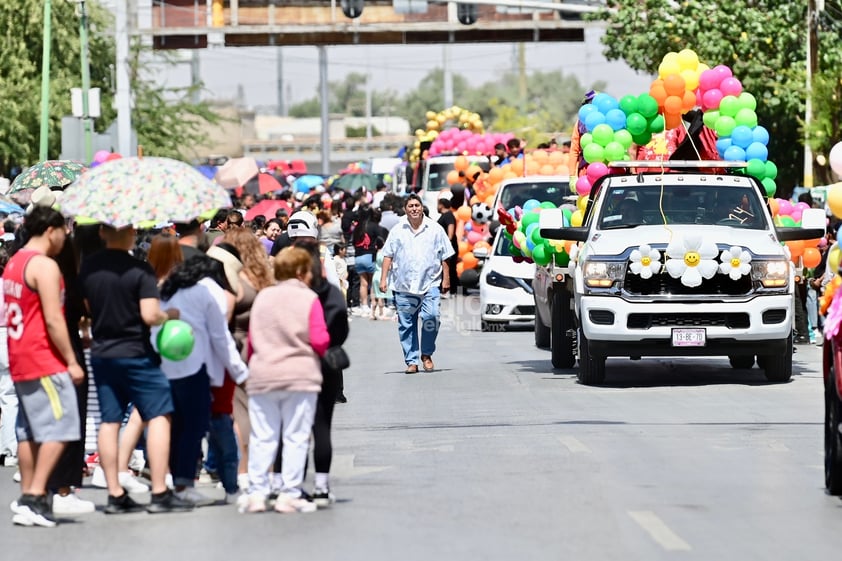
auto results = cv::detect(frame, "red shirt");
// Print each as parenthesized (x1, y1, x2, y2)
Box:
(3, 249, 67, 382)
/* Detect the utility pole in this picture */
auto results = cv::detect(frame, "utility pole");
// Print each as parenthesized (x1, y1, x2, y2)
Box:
(39, 0, 52, 161)
(443, 44, 453, 109)
(191, 50, 201, 105)
(319, 46, 330, 176)
(276, 47, 285, 116)
(78, 1, 93, 163)
(518, 42, 527, 112)
(805, 0, 819, 188)
(116, 0, 132, 157)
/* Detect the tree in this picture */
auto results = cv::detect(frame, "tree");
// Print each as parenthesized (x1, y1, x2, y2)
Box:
(595, 0, 807, 193)
(396, 68, 472, 132)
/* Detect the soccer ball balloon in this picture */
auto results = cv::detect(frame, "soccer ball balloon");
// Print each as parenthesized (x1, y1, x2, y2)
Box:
(471, 202, 493, 224)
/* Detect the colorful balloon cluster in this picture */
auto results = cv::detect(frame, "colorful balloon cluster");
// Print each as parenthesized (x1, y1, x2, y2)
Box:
(768, 198, 824, 267)
(497, 199, 578, 267)
(429, 129, 514, 157)
(650, 49, 709, 130)
(412, 106, 485, 162)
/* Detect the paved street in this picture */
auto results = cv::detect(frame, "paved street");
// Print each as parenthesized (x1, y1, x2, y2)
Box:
(2, 295, 842, 560)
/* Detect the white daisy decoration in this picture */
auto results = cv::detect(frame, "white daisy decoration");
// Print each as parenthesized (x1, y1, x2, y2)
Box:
(718, 246, 752, 280)
(567, 243, 580, 275)
(665, 234, 719, 287)
(629, 244, 661, 279)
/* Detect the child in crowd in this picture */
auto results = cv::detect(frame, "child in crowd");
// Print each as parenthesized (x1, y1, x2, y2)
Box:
(370, 247, 393, 320)
(333, 242, 349, 298)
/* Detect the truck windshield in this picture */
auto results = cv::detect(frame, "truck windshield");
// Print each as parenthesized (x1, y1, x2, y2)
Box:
(498, 181, 568, 210)
(425, 159, 490, 192)
(598, 184, 768, 230)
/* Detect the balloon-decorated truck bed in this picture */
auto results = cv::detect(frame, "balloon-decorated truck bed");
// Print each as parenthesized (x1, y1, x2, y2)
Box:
(497, 49, 826, 385)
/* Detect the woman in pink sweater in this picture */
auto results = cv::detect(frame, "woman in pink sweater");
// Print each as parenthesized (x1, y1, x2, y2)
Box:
(239, 247, 330, 514)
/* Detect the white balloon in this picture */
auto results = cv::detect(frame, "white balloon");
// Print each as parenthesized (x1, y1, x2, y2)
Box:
(830, 141, 842, 177)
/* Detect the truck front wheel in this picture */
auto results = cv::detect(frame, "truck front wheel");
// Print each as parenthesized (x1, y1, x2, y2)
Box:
(761, 335, 793, 383)
(534, 308, 550, 349)
(550, 288, 575, 369)
(826, 360, 842, 495)
(577, 327, 606, 385)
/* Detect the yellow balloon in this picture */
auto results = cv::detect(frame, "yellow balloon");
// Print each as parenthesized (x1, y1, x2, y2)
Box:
(426, 120, 439, 131)
(577, 195, 588, 212)
(697, 63, 711, 75)
(829, 244, 841, 274)
(662, 52, 680, 64)
(828, 184, 842, 218)
(571, 210, 584, 227)
(677, 48, 699, 71)
(659, 60, 681, 79)
(425, 111, 436, 120)
(680, 68, 700, 91)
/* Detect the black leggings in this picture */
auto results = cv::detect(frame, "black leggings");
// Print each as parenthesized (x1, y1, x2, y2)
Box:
(273, 369, 341, 474)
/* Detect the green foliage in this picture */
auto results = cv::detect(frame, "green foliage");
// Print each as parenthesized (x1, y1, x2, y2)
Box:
(288, 72, 399, 118)
(594, 0, 813, 193)
(345, 125, 382, 138)
(807, 1, 842, 185)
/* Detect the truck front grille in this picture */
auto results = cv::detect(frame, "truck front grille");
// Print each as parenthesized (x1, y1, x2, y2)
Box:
(623, 267, 752, 296)
(627, 313, 750, 329)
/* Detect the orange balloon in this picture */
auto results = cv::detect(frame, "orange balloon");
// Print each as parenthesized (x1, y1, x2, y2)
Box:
(787, 240, 805, 259)
(548, 151, 565, 165)
(458, 241, 470, 257)
(803, 247, 821, 268)
(663, 73, 686, 97)
(469, 195, 480, 206)
(447, 170, 461, 185)
(455, 205, 472, 222)
(454, 155, 469, 172)
(555, 164, 570, 176)
(473, 240, 492, 253)
(540, 164, 555, 175)
(532, 150, 549, 163)
(664, 112, 683, 130)
(487, 167, 504, 184)
(664, 95, 683, 115)
(484, 194, 496, 207)
(503, 171, 518, 180)
(805, 238, 822, 247)
(466, 164, 483, 181)
(461, 252, 479, 270)
(526, 160, 540, 175)
(682, 90, 697, 111)
(768, 198, 780, 216)
(456, 262, 464, 277)
(650, 80, 668, 105)
(510, 159, 524, 175)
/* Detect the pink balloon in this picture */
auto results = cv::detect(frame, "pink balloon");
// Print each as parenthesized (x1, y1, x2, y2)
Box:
(819, 237, 828, 249)
(698, 69, 721, 92)
(778, 200, 793, 216)
(796, 201, 812, 212)
(719, 77, 743, 97)
(466, 230, 483, 244)
(791, 210, 803, 223)
(702, 89, 724, 110)
(575, 176, 592, 197)
(713, 65, 733, 81)
(586, 162, 609, 183)
(695, 90, 703, 107)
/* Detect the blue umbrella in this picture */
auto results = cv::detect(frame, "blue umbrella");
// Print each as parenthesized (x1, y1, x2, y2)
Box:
(195, 165, 217, 180)
(293, 175, 325, 193)
(0, 200, 24, 214)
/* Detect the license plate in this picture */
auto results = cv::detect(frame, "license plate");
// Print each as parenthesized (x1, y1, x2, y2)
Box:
(671, 328, 706, 347)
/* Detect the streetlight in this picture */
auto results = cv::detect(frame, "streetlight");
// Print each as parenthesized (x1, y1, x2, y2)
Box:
(69, 0, 93, 163)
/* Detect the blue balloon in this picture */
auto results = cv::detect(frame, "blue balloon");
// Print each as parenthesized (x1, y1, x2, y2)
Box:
(593, 93, 619, 115)
(464, 221, 472, 231)
(522, 199, 541, 212)
(716, 138, 732, 158)
(752, 125, 770, 146)
(605, 109, 628, 131)
(507, 207, 517, 218)
(584, 111, 606, 132)
(723, 145, 747, 162)
(745, 142, 769, 162)
(525, 238, 536, 252)
(578, 104, 598, 123)
(730, 126, 753, 149)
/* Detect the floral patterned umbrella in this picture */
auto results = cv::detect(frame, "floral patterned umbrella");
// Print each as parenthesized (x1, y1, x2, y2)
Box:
(61, 157, 232, 228)
(9, 160, 87, 205)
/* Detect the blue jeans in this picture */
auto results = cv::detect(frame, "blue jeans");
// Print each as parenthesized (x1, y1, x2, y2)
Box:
(207, 414, 240, 494)
(394, 287, 441, 365)
(168, 368, 211, 488)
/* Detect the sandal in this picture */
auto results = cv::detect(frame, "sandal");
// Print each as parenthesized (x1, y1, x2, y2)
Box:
(404, 364, 419, 374)
(421, 355, 434, 372)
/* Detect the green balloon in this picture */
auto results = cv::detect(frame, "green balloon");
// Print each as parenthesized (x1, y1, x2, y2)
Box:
(582, 143, 605, 164)
(765, 160, 778, 180)
(540, 201, 557, 209)
(532, 244, 551, 266)
(580, 132, 593, 148)
(614, 129, 633, 150)
(778, 213, 795, 226)
(521, 210, 541, 228)
(157, 320, 195, 362)
(762, 178, 777, 198)
(746, 158, 766, 179)
(738, 92, 757, 111)
(734, 108, 758, 128)
(702, 110, 720, 130)
(637, 94, 659, 118)
(604, 141, 626, 162)
(714, 116, 737, 137)
(648, 114, 665, 133)
(619, 95, 639, 116)
(530, 226, 545, 245)
(592, 124, 614, 147)
(626, 113, 647, 135)
(561, 207, 573, 226)
(555, 249, 570, 267)
(719, 95, 740, 117)
(632, 132, 652, 146)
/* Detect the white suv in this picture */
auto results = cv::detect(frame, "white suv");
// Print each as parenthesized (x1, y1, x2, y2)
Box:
(535, 162, 825, 385)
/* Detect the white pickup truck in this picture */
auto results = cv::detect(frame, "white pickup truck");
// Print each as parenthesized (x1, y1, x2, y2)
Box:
(534, 161, 825, 385)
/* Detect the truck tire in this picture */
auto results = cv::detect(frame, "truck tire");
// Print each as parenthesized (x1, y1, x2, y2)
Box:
(826, 363, 842, 495)
(550, 288, 575, 369)
(728, 355, 755, 369)
(577, 327, 606, 385)
(534, 296, 550, 349)
(761, 335, 793, 382)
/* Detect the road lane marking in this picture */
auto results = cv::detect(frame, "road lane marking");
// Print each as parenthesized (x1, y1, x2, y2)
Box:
(628, 510, 692, 551)
(768, 441, 790, 452)
(558, 436, 591, 453)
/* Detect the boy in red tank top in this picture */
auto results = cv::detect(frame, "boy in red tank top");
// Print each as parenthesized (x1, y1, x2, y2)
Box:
(3, 207, 83, 527)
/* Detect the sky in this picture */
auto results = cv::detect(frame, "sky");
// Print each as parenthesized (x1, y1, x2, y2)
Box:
(156, 28, 655, 114)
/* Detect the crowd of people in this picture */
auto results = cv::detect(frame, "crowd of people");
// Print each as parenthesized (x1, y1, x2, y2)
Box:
(0, 180, 454, 527)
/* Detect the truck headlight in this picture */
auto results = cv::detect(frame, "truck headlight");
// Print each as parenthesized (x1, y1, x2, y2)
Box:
(751, 260, 789, 288)
(582, 260, 626, 288)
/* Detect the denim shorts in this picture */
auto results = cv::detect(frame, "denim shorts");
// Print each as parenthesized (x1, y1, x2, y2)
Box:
(354, 253, 375, 274)
(91, 355, 174, 423)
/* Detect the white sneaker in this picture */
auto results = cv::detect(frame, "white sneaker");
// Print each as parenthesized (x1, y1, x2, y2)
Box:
(12, 471, 20, 483)
(174, 487, 215, 507)
(128, 450, 146, 473)
(273, 492, 317, 514)
(237, 492, 266, 514)
(237, 473, 250, 491)
(52, 492, 96, 515)
(90, 465, 107, 488)
(225, 491, 243, 504)
(118, 471, 149, 493)
(3, 455, 18, 467)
